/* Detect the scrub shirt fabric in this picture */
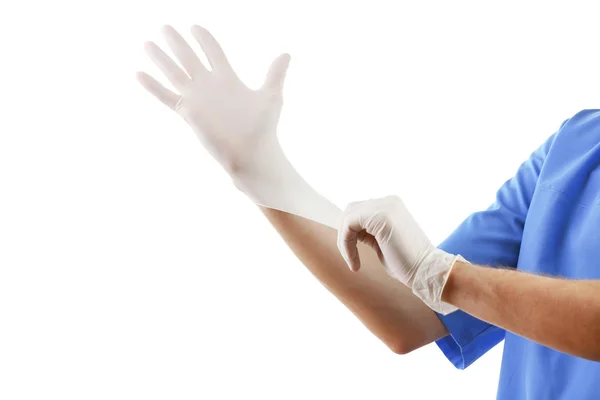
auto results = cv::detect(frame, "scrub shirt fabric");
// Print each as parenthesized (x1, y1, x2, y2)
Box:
(435, 109, 600, 399)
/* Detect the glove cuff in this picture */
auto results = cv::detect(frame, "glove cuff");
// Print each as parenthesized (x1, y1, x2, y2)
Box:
(411, 249, 467, 315)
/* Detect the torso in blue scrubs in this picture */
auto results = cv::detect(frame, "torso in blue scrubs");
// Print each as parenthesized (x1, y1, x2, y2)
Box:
(435, 109, 600, 399)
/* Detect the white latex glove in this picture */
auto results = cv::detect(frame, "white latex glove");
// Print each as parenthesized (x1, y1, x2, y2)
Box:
(137, 25, 340, 229)
(137, 25, 289, 174)
(337, 196, 465, 315)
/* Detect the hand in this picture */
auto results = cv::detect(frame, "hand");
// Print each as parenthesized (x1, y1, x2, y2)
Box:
(337, 195, 434, 285)
(137, 25, 342, 229)
(337, 195, 463, 314)
(137, 25, 291, 175)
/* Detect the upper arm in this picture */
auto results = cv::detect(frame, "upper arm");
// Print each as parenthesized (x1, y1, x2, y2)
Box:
(434, 123, 564, 369)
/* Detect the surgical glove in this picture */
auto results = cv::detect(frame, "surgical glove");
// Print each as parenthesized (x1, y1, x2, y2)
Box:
(137, 25, 340, 229)
(337, 195, 465, 315)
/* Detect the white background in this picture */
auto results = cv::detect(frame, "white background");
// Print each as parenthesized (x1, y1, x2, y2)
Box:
(1, 1, 599, 399)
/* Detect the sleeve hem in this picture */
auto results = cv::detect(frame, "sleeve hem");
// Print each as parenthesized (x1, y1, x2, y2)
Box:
(436, 325, 496, 370)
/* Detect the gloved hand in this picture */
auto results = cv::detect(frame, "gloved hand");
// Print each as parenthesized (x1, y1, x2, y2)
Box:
(137, 25, 341, 229)
(137, 25, 290, 175)
(337, 195, 465, 314)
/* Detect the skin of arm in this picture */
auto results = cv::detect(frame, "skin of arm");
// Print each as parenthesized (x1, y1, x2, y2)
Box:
(232, 152, 448, 354)
(259, 207, 448, 354)
(138, 25, 447, 355)
(442, 261, 600, 361)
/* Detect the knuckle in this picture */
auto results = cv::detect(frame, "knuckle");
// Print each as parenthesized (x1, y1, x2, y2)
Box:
(385, 194, 403, 204)
(345, 200, 363, 212)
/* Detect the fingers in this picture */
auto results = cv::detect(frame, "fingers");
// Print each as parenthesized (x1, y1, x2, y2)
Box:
(144, 41, 190, 90)
(337, 203, 367, 272)
(136, 71, 180, 109)
(262, 53, 291, 93)
(190, 25, 233, 74)
(162, 25, 209, 79)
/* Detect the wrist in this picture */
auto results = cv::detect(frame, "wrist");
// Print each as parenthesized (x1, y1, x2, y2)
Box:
(229, 144, 343, 229)
(411, 249, 465, 315)
(230, 147, 301, 197)
(440, 258, 470, 305)
(225, 136, 288, 177)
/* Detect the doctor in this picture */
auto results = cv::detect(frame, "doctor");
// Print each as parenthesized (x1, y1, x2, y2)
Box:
(138, 25, 600, 399)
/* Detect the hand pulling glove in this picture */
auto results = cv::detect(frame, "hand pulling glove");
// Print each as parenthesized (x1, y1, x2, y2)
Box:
(337, 195, 466, 314)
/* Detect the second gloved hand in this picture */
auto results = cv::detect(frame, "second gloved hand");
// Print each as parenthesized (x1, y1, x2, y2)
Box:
(337, 195, 465, 315)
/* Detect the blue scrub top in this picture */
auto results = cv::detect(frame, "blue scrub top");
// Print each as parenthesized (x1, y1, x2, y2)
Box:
(435, 109, 600, 399)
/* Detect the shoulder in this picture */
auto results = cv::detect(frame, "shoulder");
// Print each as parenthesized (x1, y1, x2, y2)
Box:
(547, 110, 600, 156)
(539, 110, 600, 187)
(557, 109, 600, 139)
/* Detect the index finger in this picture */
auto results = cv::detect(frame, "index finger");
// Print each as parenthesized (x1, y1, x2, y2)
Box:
(337, 210, 364, 272)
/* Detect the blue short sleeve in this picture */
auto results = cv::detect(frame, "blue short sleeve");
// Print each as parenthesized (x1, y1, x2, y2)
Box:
(434, 125, 564, 369)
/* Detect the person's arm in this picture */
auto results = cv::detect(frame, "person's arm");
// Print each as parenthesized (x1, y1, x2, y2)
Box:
(442, 261, 600, 361)
(334, 123, 569, 369)
(138, 25, 447, 354)
(260, 208, 448, 354)
(248, 159, 448, 354)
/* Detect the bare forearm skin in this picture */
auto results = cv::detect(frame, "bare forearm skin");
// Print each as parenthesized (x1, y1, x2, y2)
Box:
(259, 206, 448, 354)
(442, 261, 600, 361)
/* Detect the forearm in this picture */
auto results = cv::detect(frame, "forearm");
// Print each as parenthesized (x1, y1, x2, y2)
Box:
(139, 25, 447, 354)
(259, 207, 447, 353)
(234, 150, 447, 353)
(442, 261, 600, 361)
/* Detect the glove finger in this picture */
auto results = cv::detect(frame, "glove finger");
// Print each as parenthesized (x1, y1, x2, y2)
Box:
(162, 25, 209, 79)
(358, 230, 380, 253)
(136, 71, 180, 109)
(144, 41, 190, 91)
(337, 210, 364, 272)
(190, 25, 234, 75)
(262, 53, 291, 93)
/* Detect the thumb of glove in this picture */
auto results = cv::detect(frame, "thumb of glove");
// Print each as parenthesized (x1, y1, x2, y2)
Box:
(262, 53, 291, 93)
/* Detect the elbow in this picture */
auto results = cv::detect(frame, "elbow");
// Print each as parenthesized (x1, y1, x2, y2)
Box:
(387, 340, 419, 355)
(581, 345, 600, 363)
(583, 339, 600, 363)
(588, 353, 600, 363)
(384, 329, 439, 355)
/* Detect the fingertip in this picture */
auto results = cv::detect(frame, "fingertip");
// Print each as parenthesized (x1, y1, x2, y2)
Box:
(161, 25, 178, 39)
(345, 255, 360, 272)
(278, 53, 291, 70)
(136, 71, 150, 85)
(143, 41, 156, 53)
(191, 24, 207, 35)
(135, 71, 144, 81)
(347, 260, 355, 272)
(344, 257, 356, 272)
(350, 252, 361, 272)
